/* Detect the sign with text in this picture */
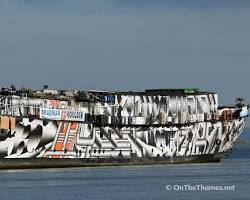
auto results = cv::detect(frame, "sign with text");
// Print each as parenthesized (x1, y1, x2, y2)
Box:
(40, 108, 61, 120)
(61, 110, 85, 122)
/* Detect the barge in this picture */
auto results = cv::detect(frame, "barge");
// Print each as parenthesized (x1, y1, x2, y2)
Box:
(0, 86, 248, 168)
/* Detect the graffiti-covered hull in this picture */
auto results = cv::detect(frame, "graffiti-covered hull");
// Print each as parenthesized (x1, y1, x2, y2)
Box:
(0, 87, 248, 167)
(0, 117, 245, 159)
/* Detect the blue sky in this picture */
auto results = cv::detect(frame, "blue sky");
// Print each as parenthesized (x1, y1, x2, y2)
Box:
(0, 0, 250, 108)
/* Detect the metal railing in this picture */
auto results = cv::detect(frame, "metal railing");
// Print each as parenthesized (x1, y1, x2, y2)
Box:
(0, 103, 40, 117)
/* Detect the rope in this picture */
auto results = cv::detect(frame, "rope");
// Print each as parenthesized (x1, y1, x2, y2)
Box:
(237, 137, 250, 145)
